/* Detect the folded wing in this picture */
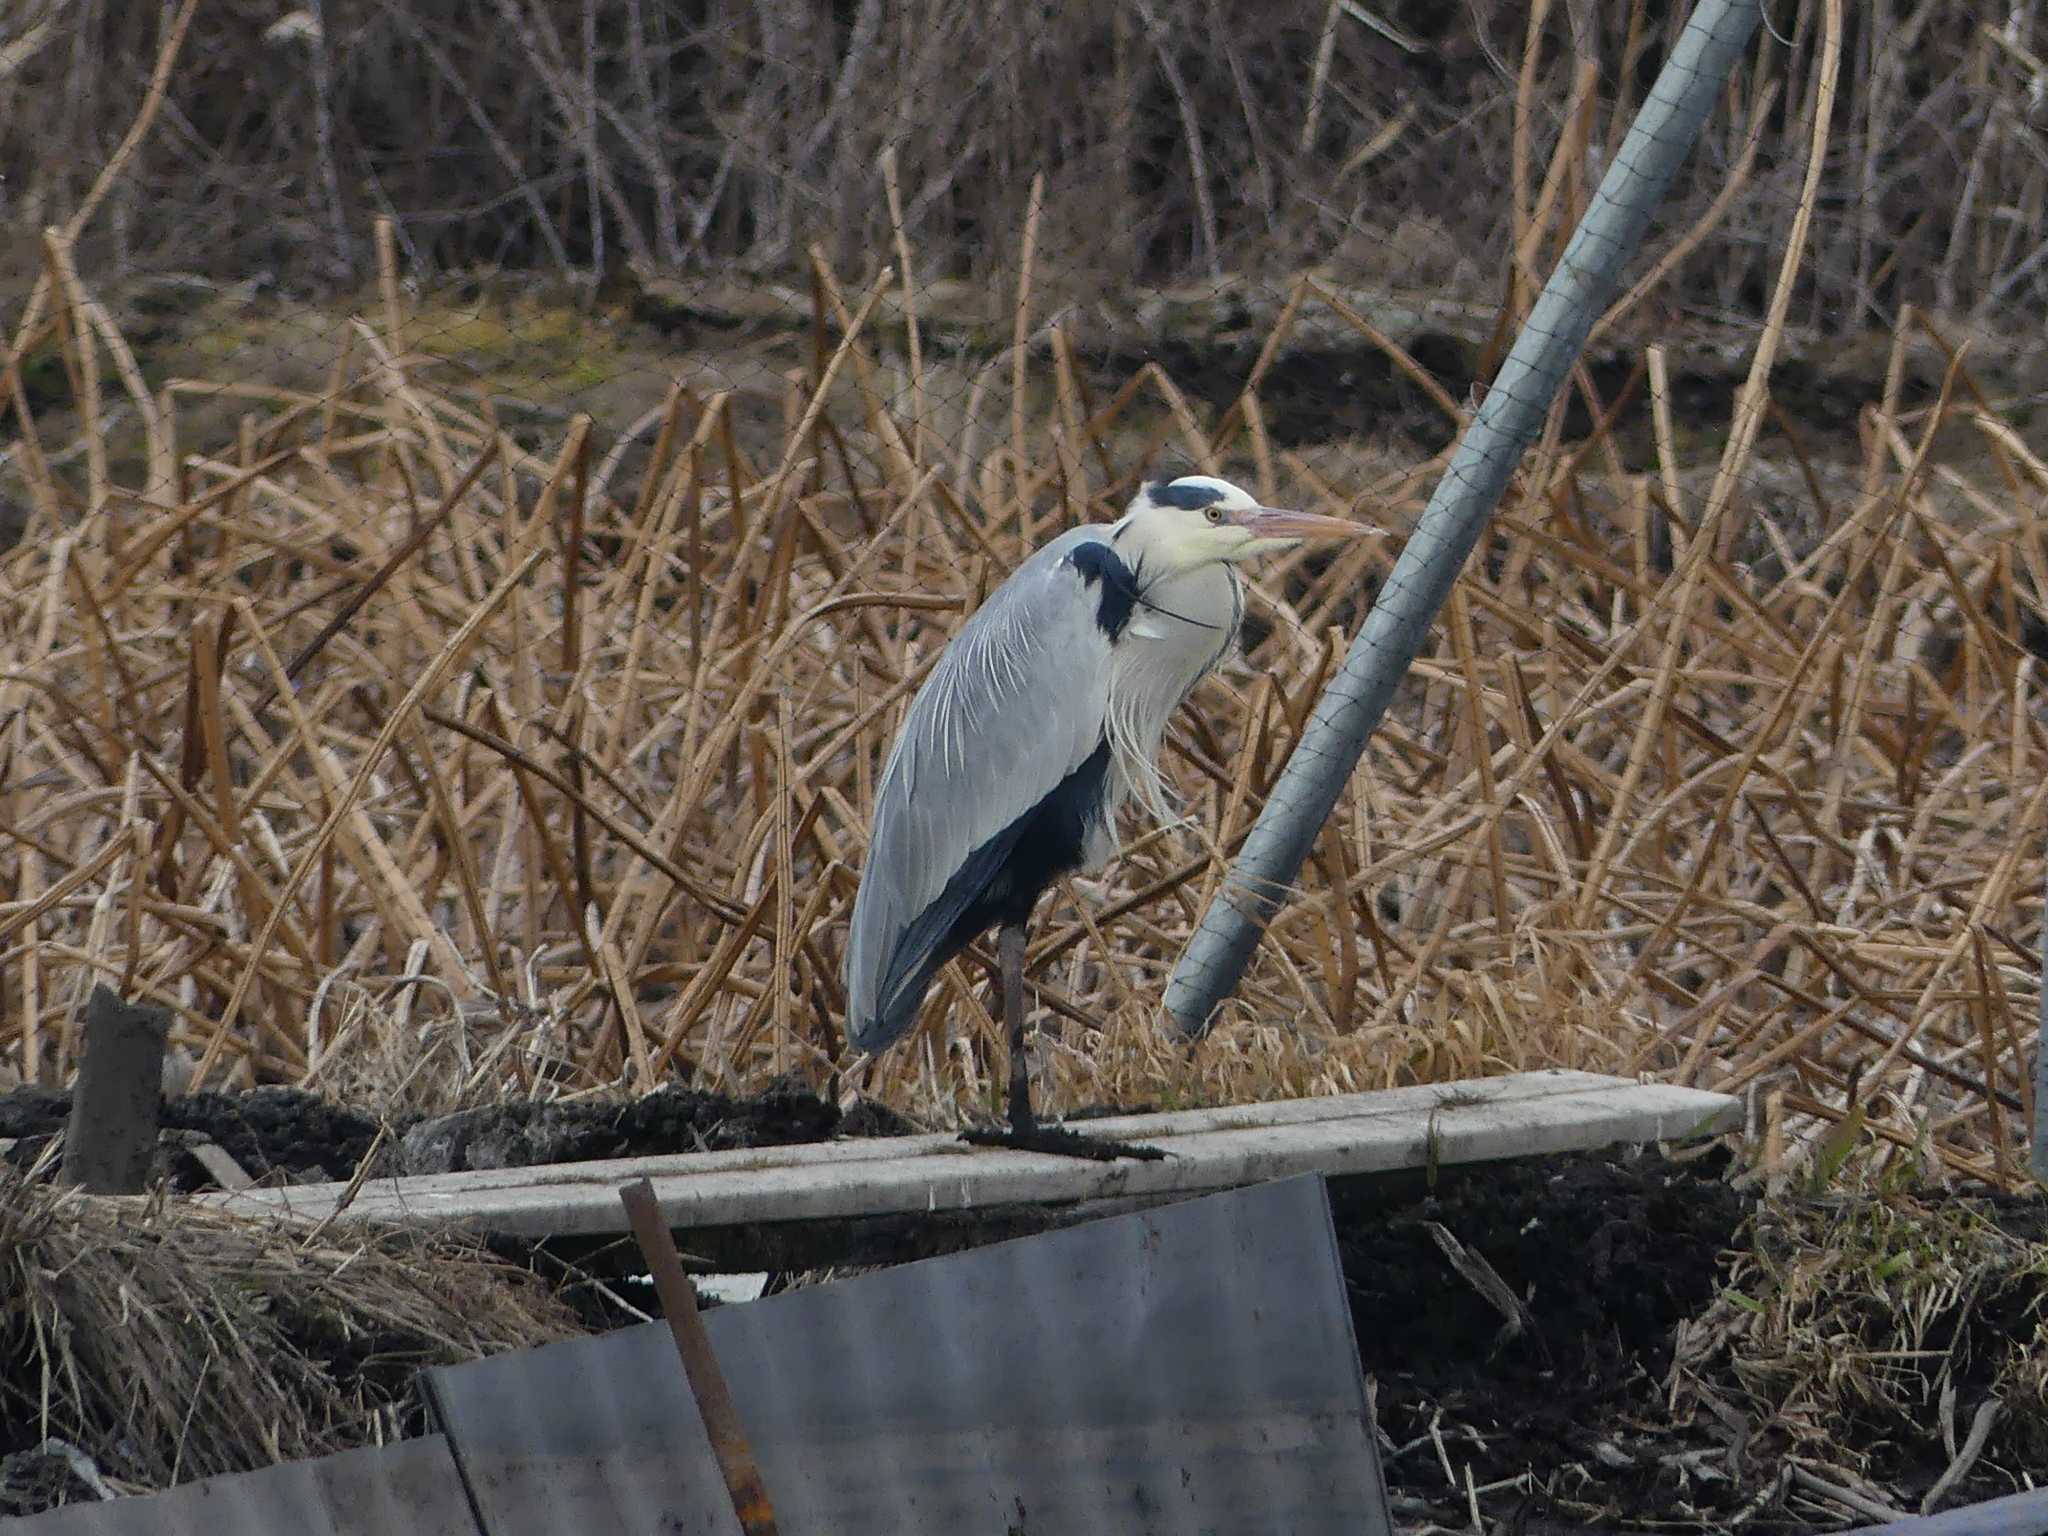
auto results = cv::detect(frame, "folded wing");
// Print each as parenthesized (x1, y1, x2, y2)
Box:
(845, 529, 1119, 1052)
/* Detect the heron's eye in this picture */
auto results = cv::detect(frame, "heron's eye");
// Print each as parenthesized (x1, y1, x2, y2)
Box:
(1205, 506, 1222, 523)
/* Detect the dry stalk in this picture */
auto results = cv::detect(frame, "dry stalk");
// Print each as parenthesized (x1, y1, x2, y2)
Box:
(0, 197, 2039, 1182)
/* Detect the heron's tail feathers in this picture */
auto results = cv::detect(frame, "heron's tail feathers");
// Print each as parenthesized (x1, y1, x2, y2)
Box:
(845, 816, 1029, 1057)
(846, 956, 946, 1056)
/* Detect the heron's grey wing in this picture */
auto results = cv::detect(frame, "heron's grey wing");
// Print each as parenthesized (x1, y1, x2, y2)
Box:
(846, 530, 1115, 1052)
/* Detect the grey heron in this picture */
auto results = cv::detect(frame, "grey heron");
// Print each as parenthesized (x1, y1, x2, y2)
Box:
(846, 475, 1374, 1158)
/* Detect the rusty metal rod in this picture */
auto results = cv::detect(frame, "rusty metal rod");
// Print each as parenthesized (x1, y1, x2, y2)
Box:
(618, 1177, 781, 1536)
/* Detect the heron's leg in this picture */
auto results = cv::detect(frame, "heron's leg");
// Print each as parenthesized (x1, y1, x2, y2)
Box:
(958, 920, 1164, 1163)
(999, 921, 1035, 1134)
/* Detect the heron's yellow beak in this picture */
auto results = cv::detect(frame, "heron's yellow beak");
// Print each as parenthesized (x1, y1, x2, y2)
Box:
(1241, 507, 1380, 542)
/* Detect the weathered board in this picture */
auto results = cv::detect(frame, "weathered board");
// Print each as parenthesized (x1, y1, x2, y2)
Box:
(200, 1069, 1737, 1241)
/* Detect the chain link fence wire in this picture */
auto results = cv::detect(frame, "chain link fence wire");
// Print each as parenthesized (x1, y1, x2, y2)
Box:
(2, 0, 2047, 1198)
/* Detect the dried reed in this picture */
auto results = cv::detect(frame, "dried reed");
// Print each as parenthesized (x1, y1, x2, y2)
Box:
(7, 1, 2048, 337)
(0, 1161, 577, 1486)
(1, 208, 2044, 1188)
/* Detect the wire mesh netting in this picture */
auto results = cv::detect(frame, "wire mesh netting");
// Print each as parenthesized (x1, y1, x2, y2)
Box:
(2, 0, 2046, 1201)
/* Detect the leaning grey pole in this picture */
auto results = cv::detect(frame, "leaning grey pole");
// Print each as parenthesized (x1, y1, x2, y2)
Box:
(1165, 0, 1764, 1035)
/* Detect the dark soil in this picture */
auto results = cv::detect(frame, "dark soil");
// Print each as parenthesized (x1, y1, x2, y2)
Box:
(8, 1080, 2040, 1530)
(0, 1081, 912, 1189)
(0, 1084, 382, 1185)
(1082, 332, 1934, 460)
(1336, 1148, 1754, 1530)
(0, 1446, 105, 1518)
(388, 1081, 911, 1175)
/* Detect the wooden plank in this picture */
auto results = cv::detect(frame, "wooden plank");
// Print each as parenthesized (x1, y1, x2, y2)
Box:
(187, 1138, 255, 1191)
(230, 1068, 1668, 1203)
(198, 1071, 1736, 1240)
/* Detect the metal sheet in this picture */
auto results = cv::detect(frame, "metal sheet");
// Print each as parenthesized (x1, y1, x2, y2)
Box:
(7, 1436, 477, 1536)
(426, 1171, 1392, 1536)
(1850, 1488, 2048, 1536)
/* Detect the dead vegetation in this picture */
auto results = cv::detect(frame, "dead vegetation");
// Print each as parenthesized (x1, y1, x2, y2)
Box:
(0, 192, 2042, 1188)
(0, 0, 2043, 1199)
(5, 0, 2048, 337)
(0, 1159, 578, 1493)
(1672, 1186, 2048, 1520)
(4, 9, 2047, 1534)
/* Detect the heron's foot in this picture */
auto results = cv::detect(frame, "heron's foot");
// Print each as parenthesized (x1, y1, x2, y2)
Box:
(959, 1123, 1166, 1162)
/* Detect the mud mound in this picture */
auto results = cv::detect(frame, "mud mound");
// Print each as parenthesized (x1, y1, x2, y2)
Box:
(1342, 1148, 1753, 1526)
(167, 1089, 386, 1181)
(12, 1072, 2041, 1529)
(0, 1444, 110, 1516)
(0, 1087, 64, 1142)
(395, 1083, 913, 1175)
(0, 1085, 381, 1185)
(0, 1082, 917, 1190)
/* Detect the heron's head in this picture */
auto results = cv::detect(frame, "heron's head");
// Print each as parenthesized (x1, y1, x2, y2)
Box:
(1117, 475, 1375, 574)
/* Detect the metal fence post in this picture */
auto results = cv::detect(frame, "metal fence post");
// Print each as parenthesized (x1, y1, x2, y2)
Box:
(1164, 0, 1765, 1035)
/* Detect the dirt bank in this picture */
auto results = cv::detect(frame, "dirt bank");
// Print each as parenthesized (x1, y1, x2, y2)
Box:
(5, 1080, 2042, 1531)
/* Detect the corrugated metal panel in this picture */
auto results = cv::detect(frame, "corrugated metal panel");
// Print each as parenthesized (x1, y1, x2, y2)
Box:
(7, 1436, 477, 1536)
(1849, 1489, 2048, 1536)
(426, 1171, 1392, 1536)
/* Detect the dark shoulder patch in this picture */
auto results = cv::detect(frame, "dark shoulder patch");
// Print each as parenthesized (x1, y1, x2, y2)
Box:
(1148, 479, 1227, 510)
(1067, 542, 1137, 639)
